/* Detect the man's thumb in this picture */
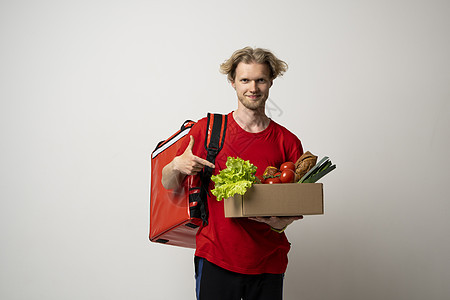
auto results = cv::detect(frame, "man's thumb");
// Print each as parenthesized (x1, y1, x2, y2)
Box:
(187, 135, 195, 152)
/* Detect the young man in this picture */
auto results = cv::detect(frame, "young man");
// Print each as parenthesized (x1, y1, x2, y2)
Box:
(162, 47, 303, 300)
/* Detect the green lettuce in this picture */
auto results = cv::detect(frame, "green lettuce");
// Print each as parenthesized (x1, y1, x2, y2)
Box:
(211, 157, 257, 201)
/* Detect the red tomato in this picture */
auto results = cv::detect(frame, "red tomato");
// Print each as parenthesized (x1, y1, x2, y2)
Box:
(280, 161, 295, 172)
(266, 177, 281, 184)
(280, 169, 295, 183)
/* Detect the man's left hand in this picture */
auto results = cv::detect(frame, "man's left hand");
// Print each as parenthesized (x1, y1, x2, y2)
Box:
(248, 216, 303, 230)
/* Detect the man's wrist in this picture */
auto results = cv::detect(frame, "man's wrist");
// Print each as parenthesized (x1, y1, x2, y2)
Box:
(271, 225, 287, 233)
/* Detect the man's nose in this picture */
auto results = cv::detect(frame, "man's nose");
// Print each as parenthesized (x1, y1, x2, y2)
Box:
(249, 81, 258, 92)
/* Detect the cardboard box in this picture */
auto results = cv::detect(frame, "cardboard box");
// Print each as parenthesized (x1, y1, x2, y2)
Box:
(224, 183, 323, 217)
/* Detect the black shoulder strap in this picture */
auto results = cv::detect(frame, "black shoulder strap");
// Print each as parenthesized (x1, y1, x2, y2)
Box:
(204, 113, 227, 170)
(199, 113, 227, 224)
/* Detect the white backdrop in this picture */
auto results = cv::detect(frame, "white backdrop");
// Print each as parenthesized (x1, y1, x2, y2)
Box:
(1, 1, 449, 299)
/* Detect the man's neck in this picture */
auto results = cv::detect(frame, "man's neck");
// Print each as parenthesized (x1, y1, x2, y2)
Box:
(233, 107, 270, 133)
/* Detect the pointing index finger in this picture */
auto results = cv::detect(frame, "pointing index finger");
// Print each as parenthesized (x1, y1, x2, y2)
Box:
(193, 156, 215, 169)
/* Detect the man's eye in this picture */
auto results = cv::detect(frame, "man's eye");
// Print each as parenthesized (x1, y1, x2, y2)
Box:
(241, 79, 249, 83)
(258, 79, 266, 83)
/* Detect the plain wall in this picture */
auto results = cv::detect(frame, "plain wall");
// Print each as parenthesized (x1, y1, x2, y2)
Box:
(1, 0, 449, 299)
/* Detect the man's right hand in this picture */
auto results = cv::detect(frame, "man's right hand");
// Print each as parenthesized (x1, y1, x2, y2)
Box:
(173, 136, 216, 175)
(161, 136, 215, 189)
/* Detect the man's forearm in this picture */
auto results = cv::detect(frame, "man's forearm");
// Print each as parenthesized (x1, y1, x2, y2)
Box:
(161, 159, 186, 190)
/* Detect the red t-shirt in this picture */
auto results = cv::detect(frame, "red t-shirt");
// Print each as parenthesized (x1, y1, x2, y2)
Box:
(177, 112, 303, 274)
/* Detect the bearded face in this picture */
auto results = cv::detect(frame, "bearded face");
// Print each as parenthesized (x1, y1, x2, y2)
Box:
(231, 63, 273, 111)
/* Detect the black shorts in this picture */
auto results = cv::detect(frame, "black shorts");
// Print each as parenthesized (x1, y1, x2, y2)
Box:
(194, 257, 284, 300)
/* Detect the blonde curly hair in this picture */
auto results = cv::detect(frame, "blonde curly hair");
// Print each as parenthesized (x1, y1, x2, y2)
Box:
(220, 47, 288, 82)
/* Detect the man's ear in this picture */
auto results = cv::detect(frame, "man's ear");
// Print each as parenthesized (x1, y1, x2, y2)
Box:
(231, 80, 236, 89)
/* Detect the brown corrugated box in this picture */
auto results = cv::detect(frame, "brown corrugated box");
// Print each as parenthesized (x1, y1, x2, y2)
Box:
(224, 183, 323, 217)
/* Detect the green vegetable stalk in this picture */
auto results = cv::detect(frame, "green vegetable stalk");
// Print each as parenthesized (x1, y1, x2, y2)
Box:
(211, 157, 257, 201)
